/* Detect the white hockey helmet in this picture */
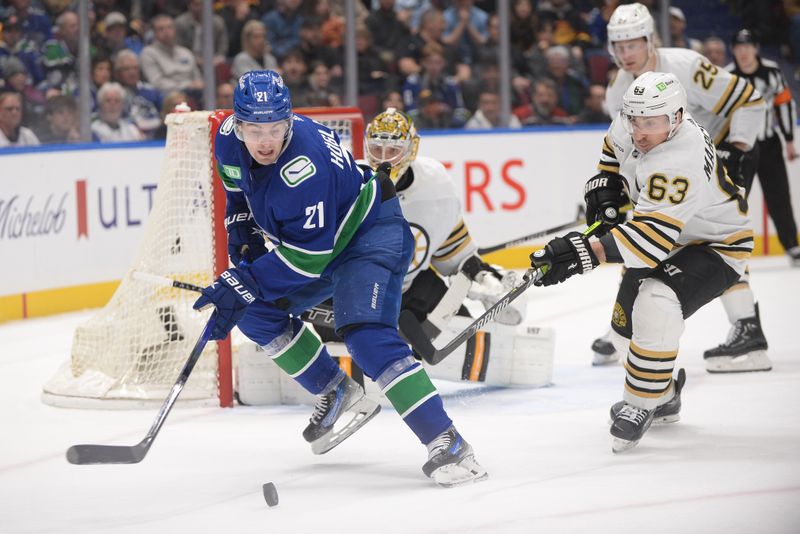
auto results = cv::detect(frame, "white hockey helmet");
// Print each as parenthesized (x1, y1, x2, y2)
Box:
(622, 71, 687, 140)
(365, 107, 420, 183)
(607, 3, 655, 67)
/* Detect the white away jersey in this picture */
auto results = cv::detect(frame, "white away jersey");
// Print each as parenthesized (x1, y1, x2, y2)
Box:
(396, 156, 477, 289)
(606, 48, 765, 147)
(599, 113, 753, 275)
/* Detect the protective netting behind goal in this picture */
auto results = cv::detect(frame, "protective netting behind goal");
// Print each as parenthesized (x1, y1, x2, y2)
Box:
(43, 108, 365, 409)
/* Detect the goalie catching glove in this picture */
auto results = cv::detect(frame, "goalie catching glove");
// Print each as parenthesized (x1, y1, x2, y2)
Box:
(584, 171, 628, 228)
(460, 255, 523, 325)
(193, 268, 259, 340)
(529, 232, 599, 287)
(226, 212, 268, 266)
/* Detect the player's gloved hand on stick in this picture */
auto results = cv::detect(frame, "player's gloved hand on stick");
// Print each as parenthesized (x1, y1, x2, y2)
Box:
(716, 141, 754, 189)
(193, 268, 259, 340)
(584, 171, 628, 228)
(226, 212, 268, 266)
(529, 232, 599, 287)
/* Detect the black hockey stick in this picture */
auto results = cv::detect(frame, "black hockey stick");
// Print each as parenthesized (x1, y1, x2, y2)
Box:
(132, 271, 336, 329)
(477, 218, 585, 255)
(66, 314, 217, 464)
(402, 221, 603, 365)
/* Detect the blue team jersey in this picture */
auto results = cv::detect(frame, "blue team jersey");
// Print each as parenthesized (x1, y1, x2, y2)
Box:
(214, 113, 380, 302)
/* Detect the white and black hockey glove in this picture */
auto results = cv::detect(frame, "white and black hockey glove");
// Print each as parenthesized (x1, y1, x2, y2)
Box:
(530, 232, 599, 287)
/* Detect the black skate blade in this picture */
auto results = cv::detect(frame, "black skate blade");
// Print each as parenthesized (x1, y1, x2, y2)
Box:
(66, 444, 147, 465)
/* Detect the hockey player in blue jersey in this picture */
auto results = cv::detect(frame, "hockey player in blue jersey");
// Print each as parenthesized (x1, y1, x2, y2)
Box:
(192, 70, 487, 487)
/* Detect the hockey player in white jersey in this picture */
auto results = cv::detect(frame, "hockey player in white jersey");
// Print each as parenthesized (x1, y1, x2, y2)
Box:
(310, 108, 551, 388)
(363, 108, 554, 387)
(589, 2, 769, 373)
(532, 72, 754, 451)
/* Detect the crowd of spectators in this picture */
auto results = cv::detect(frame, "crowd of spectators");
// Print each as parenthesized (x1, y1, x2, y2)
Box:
(0, 0, 798, 147)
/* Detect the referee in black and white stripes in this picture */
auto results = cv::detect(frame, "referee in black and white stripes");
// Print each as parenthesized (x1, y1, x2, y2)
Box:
(728, 29, 800, 266)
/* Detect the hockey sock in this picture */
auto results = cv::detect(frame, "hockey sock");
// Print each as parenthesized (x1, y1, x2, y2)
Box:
(720, 283, 756, 324)
(265, 317, 342, 395)
(623, 280, 683, 410)
(344, 324, 452, 444)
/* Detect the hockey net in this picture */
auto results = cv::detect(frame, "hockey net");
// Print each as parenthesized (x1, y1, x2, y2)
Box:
(42, 107, 365, 409)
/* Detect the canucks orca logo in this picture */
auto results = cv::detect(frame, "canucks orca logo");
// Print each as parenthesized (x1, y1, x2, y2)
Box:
(407, 223, 430, 275)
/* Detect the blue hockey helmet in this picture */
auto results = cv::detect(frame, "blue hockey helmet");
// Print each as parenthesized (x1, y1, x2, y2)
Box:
(233, 70, 292, 123)
(233, 70, 293, 147)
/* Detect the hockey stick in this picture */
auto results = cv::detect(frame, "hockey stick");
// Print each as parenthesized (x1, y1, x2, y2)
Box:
(477, 218, 585, 255)
(66, 314, 217, 464)
(131, 271, 336, 328)
(402, 221, 604, 365)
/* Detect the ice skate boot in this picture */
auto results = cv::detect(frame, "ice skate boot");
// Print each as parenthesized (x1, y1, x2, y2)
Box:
(422, 426, 488, 488)
(591, 331, 619, 366)
(302, 374, 381, 455)
(704, 304, 771, 373)
(787, 246, 800, 268)
(609, 368, 685, 424)
(610, 403, 655, 453)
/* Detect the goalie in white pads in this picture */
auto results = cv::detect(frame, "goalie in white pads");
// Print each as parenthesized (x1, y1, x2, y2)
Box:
(589, 3, 769, 373)
(532, 72, 754, 451)
(342, 108, 551, 388)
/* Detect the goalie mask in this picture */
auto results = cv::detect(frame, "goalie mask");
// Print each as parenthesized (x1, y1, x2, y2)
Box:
(365, 108, 420, 182)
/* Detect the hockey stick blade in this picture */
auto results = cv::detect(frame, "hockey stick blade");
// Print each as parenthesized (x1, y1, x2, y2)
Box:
(67, 441, 150, 465)
(406, 221, 604, 364)
(66, 315, 216, 465)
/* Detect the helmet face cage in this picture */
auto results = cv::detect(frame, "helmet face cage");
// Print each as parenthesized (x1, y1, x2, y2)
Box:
(606, 3, 655, 68)
(233, 70, 294, 143)
(622, 72, 687, 141)
(365, 108, 420, 182)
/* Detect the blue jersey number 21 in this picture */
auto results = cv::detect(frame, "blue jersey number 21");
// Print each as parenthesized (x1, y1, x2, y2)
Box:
(303, 201, 325, 229)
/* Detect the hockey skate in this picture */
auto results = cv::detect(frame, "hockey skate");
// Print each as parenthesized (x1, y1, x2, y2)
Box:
(704, 304, 771, 373)
(302, 374, 381, 455)
(422, 426, 488, 488)
(609, 368, 686, 424)
(788, 246, 800, 268)
(591, 331, 620, 366)
(610, 403, 655, 453)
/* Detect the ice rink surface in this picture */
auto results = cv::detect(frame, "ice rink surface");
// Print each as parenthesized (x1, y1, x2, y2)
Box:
(1, 257, 798, 534)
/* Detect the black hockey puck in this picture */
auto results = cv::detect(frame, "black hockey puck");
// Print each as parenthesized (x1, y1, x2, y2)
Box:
(262, 482, 279, 507)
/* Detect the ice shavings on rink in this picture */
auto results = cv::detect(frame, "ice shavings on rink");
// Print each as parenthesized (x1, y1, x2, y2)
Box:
(0, 256, 798, 534)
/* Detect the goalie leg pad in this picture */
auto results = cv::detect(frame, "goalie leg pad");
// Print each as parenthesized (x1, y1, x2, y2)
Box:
(423, 316, 555, 388)
(623, 279, 684, 410)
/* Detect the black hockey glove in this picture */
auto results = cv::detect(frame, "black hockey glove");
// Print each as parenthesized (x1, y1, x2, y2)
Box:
(225, 212, 267, 266)
(529, 232, 599, 287)
(716, 141, 755, 191)
(584, 171, 628, 228)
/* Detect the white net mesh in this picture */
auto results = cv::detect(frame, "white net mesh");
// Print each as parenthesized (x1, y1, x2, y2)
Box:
(43, 108, 364, 409)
